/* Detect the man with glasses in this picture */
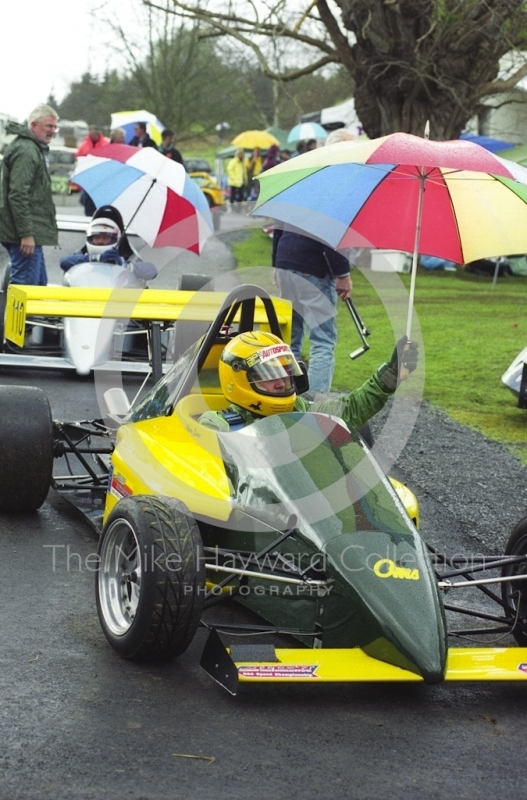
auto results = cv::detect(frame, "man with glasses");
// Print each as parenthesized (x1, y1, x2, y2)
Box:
(0, 104, 59, 285)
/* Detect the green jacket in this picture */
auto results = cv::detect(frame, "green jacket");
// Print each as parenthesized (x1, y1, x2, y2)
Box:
(0, 122, 58, 245)
(199, 369, 393, 432)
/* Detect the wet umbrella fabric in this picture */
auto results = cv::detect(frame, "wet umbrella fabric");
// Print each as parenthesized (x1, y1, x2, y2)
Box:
(252, 132, 527, 337)
(71, 144, 213, 253)
(231, 130, 280, 149)
(252, 132, 527, 265)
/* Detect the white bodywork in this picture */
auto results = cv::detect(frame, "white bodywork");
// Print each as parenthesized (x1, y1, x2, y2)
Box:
(502, 345, 527, 398)
(62, 261, 147, 375)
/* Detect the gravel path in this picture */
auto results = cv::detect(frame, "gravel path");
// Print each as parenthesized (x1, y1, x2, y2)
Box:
(370, 398, 527, 555)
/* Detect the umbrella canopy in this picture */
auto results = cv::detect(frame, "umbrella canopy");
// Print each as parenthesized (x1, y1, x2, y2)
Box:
(231, 130, 279, 149)
(252, 132, 527, 337)
(253, 132, 527, 264)
(265, 126, 290, 149)
(459, 132, 516, 154)
(498, 143, 527, 168)
(71, 144, 213, 253)
(287, 122, 328, 144)
(110, 110, 165, 145)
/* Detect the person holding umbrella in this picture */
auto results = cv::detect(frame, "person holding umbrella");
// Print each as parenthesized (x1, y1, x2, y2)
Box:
(273, 229, 352, 393)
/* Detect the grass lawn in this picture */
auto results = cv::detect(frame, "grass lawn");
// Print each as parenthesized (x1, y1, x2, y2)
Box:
(231, 228, 527, 463)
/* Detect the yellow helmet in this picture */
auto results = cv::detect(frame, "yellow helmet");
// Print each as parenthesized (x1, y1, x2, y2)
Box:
(219, 331, 303, 416)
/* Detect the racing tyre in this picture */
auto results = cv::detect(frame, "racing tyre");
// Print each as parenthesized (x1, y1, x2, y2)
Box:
(96, 495, 205, 661)
(179, 273, 211, 291)
(0, 385, 54, 511)
(501, 516, 527, 645)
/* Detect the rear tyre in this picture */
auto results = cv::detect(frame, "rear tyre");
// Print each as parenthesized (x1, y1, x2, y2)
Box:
(96, 496, 205, 661)
(501, 516, 527, 645)
(0, 385, 54, 511)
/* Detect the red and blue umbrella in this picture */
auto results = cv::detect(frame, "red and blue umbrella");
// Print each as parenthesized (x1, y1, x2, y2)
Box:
(252, 132, 527, 336)
(71, 144, 213, 253)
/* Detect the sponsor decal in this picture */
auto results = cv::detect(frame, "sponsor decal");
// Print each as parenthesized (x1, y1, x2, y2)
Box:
(373, 558, 420, 581)
(237, 664, 318, 679)
(246, 344, 291, 368)
(109, 470, 133, 500)
(517, 663, 527, 675)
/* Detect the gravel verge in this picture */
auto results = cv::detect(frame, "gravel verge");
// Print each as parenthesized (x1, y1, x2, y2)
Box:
(370, 398, 527, 554)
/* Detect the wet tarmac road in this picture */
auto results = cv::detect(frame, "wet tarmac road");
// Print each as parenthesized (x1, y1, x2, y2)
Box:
(1, 209, 527, 798)
(0, 369, 526, 800)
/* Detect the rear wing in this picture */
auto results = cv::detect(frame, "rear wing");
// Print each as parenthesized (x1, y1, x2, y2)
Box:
(4, 285, 293, 348)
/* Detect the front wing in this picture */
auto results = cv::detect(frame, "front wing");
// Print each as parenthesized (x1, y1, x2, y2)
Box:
(201, 631, 527, 694)
(2, 284, 293, 374)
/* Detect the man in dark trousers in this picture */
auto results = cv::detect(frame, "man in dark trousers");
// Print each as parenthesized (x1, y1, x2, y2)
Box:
(273, 229, 352, 393)
(0, 104, 59, 285)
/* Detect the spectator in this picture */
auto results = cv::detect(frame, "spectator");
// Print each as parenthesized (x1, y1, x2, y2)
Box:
(325, 129, 356, 145)
(280, 149, 292, 162)
(261, 144, 280, 172)
(75, 125, 109, 157)
(246, 147, 263, 199)
(273, 230, 352, 393)
(75, 125, 109, 216)
(306, 138, 317, 151)
(109, 128, 126, 144)
(0, 104, 59, 285)
(129, 122, 157, 149)
(226, 149, 247, 204)
(293, 141, 307, 158)
(158, 128, 185, 166)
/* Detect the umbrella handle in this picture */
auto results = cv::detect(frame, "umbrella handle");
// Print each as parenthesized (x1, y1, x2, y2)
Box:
(344, 297, 371, 360)
(322, 254, 371, 360)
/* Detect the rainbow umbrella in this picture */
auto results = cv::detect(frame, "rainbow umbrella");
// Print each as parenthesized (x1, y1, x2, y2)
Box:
(252, 132, 527, 336)
(71, 144, 213, 253)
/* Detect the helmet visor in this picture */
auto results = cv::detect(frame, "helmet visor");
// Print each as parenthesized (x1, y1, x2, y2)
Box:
(246, 343, 302, 396)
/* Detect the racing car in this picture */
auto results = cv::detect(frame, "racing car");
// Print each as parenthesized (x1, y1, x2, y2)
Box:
(3, 283, 527, 695)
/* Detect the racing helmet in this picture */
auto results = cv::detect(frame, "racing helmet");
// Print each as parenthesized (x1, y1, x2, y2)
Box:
(219, 331, 303, 416)
(86, 217, 121, 255)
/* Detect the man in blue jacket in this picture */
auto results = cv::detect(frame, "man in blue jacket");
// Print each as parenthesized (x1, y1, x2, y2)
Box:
(273, 229, 352, 393)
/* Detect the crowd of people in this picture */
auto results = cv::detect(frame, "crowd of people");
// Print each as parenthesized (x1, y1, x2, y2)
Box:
(226, 139, 319, 204)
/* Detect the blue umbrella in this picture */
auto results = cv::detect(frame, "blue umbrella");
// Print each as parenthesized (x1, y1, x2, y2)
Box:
(459, 132, 516, 154)
(287, 122, 328, 143)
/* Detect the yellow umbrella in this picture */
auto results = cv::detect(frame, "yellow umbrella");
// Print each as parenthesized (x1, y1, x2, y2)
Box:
(231, 130, 280, 149)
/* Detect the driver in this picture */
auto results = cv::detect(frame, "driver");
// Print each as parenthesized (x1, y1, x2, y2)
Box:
(198, 330, 418, 432)
(59, 205, 157, 280)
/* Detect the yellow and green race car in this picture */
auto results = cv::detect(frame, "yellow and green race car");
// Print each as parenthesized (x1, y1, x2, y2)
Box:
(2, 283, 527, 695)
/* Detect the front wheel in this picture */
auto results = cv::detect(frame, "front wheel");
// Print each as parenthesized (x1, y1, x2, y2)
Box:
(96, 495, 205, 661)
(501, 516, 527, 645)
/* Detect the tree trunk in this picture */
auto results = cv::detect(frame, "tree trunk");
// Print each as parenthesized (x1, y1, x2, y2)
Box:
(335, 0, 527, 139)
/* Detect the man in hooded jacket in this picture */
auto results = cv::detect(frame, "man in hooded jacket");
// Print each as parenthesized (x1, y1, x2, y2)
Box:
(0, 104, 59, 285)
